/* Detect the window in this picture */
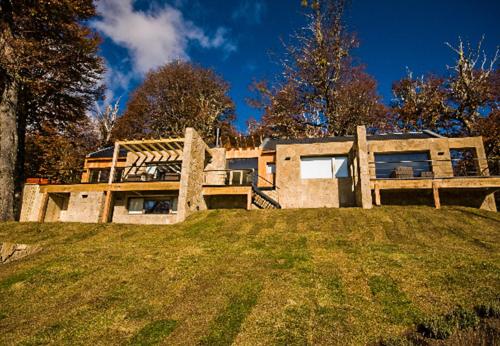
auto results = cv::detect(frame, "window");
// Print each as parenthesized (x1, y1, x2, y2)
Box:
(89, 169, 110, 183)
(300, 156, 349, 179)
(127, 197, 177, 215)
(374, 152, 431, 178)
(266, 163, 276, 174)
(450, 148, 479, 176)
(128, 198, 143, 214)
(227, 158, 258, 170)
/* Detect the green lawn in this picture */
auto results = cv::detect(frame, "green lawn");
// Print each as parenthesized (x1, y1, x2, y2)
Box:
(0, 206, 499, 345)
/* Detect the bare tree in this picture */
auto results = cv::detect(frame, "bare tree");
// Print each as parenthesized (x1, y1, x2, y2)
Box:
(249, 0, 385, 138)
(391, 37, 499, 138)
(446, 37, 499, 135)
(94, 98, 120, 148)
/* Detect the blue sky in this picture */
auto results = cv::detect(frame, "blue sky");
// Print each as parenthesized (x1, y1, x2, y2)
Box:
(92, 0, 499, 132)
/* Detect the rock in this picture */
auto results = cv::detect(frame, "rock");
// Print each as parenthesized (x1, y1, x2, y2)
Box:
(0, 242, 42, 264)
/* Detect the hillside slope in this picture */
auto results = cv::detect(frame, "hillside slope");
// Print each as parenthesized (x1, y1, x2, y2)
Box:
(0, 206, 499, 345)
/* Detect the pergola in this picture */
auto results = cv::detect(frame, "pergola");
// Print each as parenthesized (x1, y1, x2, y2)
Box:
(108, 138, 186, 184)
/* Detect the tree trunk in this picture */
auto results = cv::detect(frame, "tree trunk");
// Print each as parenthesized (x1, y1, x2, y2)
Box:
(0, 78, 18, 221)
(14, 88, 27, 219)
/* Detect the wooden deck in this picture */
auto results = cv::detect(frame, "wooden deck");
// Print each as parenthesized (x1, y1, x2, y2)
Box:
(370, 176, 500, 190)
(370, 176, 500, 209)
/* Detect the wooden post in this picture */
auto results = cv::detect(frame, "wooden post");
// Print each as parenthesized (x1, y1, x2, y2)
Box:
(101, 190, 112, 223)
(432, 182, 441, 209)
(247, 191, 252, 210)
(108, 142, 120, 184)
(38, 193, 49, 222)
(374, 182, 381, 206)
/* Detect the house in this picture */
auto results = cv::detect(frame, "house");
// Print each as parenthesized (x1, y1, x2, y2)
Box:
(19, 126, 499, 224)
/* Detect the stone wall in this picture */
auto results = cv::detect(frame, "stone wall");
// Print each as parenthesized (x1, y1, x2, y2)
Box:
(177, 128, 208, 221)
(204, 147, 226, 185)
(275, 141, 356, 209)
(59, 192, 105, 223)
(354, 126, 373, 209)
(19, 184, 43, 222)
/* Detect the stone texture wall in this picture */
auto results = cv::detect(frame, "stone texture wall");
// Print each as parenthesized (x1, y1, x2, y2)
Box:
(19, 184, 43, 222)
(177, 128, 208, 221)
(204, 147, 226, 185)
(275, 141, 356, 209)
(60, 192, 105, 223)
(354, 126, 373, 209)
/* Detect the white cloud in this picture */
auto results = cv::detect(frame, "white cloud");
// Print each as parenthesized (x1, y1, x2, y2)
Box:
(92, 0, 236, 75)
(232, 0, 266, 25)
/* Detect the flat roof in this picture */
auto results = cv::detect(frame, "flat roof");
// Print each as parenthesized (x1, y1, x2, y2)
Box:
(261, 132, 440, 151)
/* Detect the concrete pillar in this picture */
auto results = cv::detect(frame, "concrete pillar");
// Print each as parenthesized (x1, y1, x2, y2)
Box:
(355, 125, 373, 209)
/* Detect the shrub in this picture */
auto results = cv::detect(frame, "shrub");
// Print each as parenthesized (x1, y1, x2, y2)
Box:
(417, 306, 479, 340)
(417, 315, 454, 339)
(474, 301, 500, 318)
(448, 305, 479, 330)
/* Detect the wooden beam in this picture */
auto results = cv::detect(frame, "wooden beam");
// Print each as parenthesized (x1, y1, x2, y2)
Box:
(433, 182, 441, 209)
(40, 181, 181, 193)
(247, 191, 252, 210)
(202, 186, 252, 196)
(374, 182, 381, 206)
(117, 138, 184, 146)
(38, 193, 49, 222)
(101, 190, 113, 223)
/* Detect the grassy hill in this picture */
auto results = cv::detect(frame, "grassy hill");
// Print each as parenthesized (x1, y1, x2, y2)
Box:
(0, 206, 499, 345)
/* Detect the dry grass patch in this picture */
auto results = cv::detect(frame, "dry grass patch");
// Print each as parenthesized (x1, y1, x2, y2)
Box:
(0, 206, 499, 345)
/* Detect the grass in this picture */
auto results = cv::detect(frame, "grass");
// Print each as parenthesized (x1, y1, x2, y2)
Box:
(0, 206, 498, 345)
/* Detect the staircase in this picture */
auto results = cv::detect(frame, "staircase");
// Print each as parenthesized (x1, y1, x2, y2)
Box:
(251, 185, 281, 209)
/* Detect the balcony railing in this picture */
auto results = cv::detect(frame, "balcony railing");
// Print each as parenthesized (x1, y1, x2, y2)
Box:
(203, 169, 255, 186)
(370, 157, 500, 179)
(112, 165, 181, 183)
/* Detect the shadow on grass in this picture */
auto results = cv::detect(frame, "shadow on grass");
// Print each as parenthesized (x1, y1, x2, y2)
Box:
(198, 281, 262, 345)
(129, 319, 177, 346)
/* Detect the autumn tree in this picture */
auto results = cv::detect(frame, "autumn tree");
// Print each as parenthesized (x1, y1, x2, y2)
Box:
(112, 61, 235, 144)
(25, 117, 100, 184)
(0, 0, 103, 220)
(248, 0, 385, 138)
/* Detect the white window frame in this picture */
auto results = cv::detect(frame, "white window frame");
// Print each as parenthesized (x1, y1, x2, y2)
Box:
(300, 156, 349, 179)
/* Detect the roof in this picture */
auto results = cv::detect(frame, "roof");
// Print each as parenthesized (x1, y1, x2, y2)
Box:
(261, 131, 443, 151)
(87, 146, 128, 159)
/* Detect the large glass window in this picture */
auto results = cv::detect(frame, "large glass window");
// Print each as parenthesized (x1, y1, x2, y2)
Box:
(127, 197, 177, 214)
(374, 152, 431, 178)
(300, 156, 349, 179)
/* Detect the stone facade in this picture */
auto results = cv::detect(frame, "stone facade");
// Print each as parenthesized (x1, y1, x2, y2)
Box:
(19, 126, 498, 224)
(275, 140, 356, 209)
